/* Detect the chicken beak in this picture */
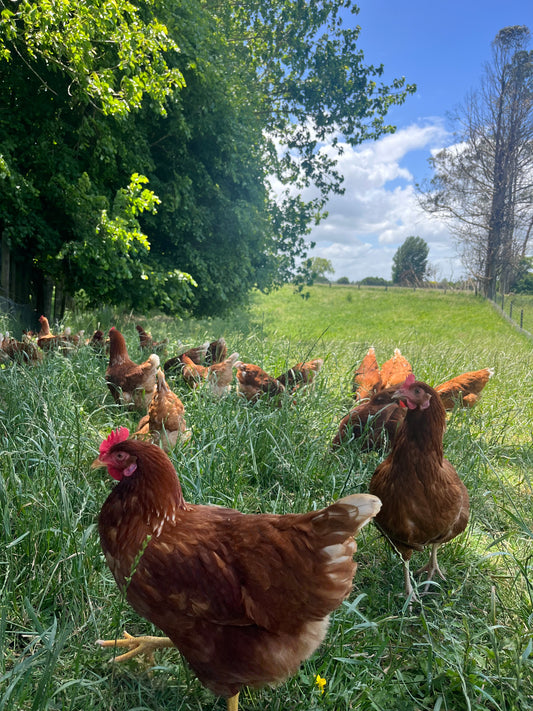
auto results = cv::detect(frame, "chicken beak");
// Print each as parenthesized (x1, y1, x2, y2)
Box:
(91, 456, 105, 470)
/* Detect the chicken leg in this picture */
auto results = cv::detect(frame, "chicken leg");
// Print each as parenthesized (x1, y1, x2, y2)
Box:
(227, 693, 239, 711)
(98, 633, 241, 710)
(96, 630, 175, 664)
(416, 543, 446, 591)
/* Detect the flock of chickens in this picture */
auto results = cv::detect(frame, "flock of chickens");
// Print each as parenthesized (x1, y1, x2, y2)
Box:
(0, 317, 495, 710)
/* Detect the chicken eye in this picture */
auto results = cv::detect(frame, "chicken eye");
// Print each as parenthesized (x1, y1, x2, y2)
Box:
(114, 451, 127, 461)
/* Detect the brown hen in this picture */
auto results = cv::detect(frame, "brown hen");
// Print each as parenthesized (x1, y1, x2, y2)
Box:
(234, 361, 285, 401)
(105, 327, 159, 411)
(369, 374, 469, 599)
(332, 386, 405, 451)
(276, 358, 324, 392)
(135, 324, 169, 355)
(0, 332, 43, 364)
(435, 367, 494, 410)
(205, 337, 228, 365)
(94, 429, 381, 710)
(135, 369, 190, 450)
(352, 346, 382, 401)
(379, 348, 412, 389)
(163, 342, 210, 377)
(179, 351, 240, 397)
(36, 315, 71, 352)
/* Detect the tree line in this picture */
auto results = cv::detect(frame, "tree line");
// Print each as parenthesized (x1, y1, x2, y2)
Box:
(0, 0, 414, 323)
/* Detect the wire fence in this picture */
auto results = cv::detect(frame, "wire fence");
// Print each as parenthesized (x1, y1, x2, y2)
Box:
(491, 292, 533, 340)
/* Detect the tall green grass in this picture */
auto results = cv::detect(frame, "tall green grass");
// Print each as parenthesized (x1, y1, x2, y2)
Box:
(0, 286, 531, 710)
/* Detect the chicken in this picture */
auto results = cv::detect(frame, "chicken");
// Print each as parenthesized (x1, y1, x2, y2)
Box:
(163, 342, 210, 376)
(135, 369, 190, 450)
(379, 348, 412, 389)
(180, 352, 240, 397)
(206, 352, 240, 397)
(369, 374, 469, 599)
(205, 337, 228, 365)
(36, 315, 69, 351)
(62, 326, 84, 347)
(163, 338, 228, 379)
(93, 428, 381, 710)
(434, 367, 494, 410)
(352, 346, 382, 401)
(332, 387, 405, 451)
(0, 332, 43, 364)
(234, 361, 285, 401)
(87, 329, 108, 354)
(105, 327, 160, 411)
(135, 324, 169, 355)
(180, 354, 208, 389)
(275, 358, 324, 392)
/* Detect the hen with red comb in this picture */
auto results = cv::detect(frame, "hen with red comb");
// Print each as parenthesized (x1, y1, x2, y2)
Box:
(369, 377, 469, 600)
(99, 427, 130, 457)
(96, 428, 134, 481)
(92, 435, 381, 711)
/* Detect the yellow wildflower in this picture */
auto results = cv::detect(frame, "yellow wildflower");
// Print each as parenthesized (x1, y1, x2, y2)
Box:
(315, 673, 326, 694)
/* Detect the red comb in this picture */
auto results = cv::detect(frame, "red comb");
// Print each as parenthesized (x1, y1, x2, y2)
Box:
(99, 427, 130, 456)
(403, 373, 416, 387)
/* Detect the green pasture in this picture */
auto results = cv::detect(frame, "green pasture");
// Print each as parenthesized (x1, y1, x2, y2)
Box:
(0, 286, 531, 710)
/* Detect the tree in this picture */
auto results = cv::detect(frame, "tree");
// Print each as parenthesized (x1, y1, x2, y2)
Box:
(309, 257, 335, 282)
(139, 0, 416, 315)
(0, 0, 192, 317)
(391, 236, 429, 286)
(1, 0, 415, 319)
(359, 276, 391, 286)
(511, 256, 533, 293)
(419, 26, 533, 299)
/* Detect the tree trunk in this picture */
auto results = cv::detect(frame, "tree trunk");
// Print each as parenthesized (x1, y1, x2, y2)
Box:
(1, 233, 10, 299)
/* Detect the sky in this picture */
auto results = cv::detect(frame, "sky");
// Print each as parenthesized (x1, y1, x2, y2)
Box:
(305, 0, 533, 283)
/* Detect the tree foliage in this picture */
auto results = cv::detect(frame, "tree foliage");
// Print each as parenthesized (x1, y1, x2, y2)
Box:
(391, 236, 429, 286)
(511, 256, 533, 293)
(419, 26, 533, 299)
(0, 0, 415, 317)
(309, 257, 335, 281)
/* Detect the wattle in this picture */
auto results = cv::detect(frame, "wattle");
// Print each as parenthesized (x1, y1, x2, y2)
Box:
(108, 466, 123, 481)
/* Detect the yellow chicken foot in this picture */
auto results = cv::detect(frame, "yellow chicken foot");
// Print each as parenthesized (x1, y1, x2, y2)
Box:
(96, 630, 175, 663)
(415, 543, 446, 591)
(227, 692, 239, 711)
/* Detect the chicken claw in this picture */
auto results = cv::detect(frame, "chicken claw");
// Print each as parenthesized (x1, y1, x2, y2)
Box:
(96, 630, 175, 663)
(415, 543, 446, 591)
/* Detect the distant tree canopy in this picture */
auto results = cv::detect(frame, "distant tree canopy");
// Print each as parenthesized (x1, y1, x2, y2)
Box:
(391, 236, 429, 286)
(309, 257, 335, 282)
(0, 0, 415, 319)
(359, 276, 391, 286)
(511, 257, 533, 293)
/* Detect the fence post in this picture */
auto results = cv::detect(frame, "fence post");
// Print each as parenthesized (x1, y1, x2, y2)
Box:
(510, 302, 513, 320)
(521, 310, 524, 329)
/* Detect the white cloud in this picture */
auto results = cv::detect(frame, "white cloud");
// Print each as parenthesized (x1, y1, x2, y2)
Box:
(304, 122, 464, 282)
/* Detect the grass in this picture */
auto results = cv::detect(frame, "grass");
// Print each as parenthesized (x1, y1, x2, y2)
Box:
(0, 285, 532, 710)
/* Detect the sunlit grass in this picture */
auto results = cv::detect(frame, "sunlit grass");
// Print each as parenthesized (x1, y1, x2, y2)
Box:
(0, 286, 532, 710)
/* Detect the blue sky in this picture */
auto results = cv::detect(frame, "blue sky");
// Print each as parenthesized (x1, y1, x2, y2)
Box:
(306, 1, 533, 282)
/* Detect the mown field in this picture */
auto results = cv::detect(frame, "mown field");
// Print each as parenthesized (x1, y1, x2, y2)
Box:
(0, 285, 531, 710)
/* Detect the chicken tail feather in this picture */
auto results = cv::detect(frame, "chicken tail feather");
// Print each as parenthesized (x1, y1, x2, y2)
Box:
(312, 493, 381, 542)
